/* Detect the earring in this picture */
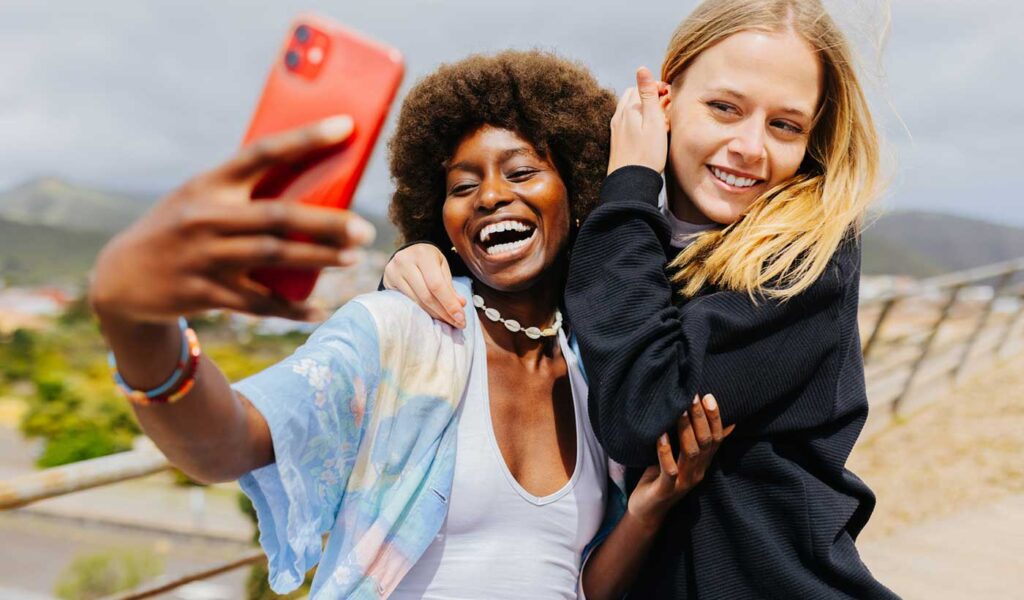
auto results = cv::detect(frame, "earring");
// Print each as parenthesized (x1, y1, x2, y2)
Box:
(451, 246, 457, 253)
(575, 218, 581, 228)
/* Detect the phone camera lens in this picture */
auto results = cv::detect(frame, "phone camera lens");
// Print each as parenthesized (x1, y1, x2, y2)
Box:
(284, 50, 301, 70)
(295, 25, 310, 44)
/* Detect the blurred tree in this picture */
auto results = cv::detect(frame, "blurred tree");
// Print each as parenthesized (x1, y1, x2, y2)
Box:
(53, 547, 163, 599)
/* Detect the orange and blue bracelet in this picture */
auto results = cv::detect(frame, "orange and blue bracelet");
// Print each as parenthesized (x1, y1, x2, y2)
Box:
(108, 317, 202, 406)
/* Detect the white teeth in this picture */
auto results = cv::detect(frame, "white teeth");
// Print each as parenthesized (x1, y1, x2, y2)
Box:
(485, 230, 536, 256)
(479, 220, 533, 243)
(712, 167, 759, 189)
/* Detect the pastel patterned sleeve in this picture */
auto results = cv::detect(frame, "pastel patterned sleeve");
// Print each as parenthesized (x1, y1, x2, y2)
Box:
(232, 301, 380, 592)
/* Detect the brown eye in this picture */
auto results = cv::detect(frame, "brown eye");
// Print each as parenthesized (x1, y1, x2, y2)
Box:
(708, 101, 738, 114)
(508, 168, 537, 180)
(771, 120, 804, 135)
(449, 183, 477, 196)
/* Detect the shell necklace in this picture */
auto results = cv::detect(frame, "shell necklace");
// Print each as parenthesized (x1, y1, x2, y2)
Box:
(472, 294, 562, 340)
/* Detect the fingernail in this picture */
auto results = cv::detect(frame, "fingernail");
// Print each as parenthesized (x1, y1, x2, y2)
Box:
(693, 394, 700, 405)
(659, 433, 670, 445)
(319, 115, 354, 140)
(704, 394, 717, 411)
(453, 314, 466, 328)
(346, 217, 376, 245)
(338, 249, 363, 265)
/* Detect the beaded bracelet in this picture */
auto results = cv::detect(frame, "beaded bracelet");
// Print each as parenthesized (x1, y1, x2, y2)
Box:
(108, 317, 202, 406)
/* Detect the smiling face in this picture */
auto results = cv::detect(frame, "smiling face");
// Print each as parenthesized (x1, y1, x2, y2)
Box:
(665, 28, 823, 225)
(443, 126, 570, 292)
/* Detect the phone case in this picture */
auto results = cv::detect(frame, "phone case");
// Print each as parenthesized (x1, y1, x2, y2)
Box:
(241, 13, 404, 301)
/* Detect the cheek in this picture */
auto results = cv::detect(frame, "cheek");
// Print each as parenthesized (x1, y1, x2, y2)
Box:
(527, 178, 570, 236)
(441, 201, 463, 245)
(670, 127, 715, 188)
(769, 142, 809, 184)
(670, 112, 721, 173)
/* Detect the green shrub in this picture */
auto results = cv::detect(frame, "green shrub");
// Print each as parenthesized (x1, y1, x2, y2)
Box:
(54, 547, 163, 599)
(20, 373, 136, 468)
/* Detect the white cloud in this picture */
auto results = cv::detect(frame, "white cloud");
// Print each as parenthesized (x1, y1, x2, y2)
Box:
(1, 0, 1022, 225)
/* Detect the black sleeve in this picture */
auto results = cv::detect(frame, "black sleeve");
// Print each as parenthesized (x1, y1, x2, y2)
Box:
(376, 240, 441, 292)
(565, 166, 857, 466)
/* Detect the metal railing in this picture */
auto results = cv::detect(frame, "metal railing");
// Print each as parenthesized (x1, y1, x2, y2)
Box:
(860, 256, 1024, 426)
(2, 256, 1024, 597)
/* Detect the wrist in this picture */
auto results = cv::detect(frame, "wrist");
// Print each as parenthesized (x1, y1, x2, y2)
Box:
(626, 501, 669, 536)
(108, 317, 202, 406)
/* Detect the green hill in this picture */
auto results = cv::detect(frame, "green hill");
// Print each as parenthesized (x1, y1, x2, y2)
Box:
(0, 217, 108, 286)
(0, 177, 150, 234)
(861, 211, 1024, 277)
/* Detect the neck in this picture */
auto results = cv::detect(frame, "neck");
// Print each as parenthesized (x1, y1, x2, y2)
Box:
(665, 169, 715, 225)
(473, 271, 563, 359)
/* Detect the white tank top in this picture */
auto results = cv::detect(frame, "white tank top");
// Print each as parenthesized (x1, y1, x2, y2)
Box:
(392, 328, 608, 599)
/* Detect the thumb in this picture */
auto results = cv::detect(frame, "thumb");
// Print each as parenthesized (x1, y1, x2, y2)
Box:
(636, 66, 662, 116)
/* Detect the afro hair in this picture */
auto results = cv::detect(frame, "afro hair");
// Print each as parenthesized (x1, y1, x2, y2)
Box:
(387, 50, 616, 258)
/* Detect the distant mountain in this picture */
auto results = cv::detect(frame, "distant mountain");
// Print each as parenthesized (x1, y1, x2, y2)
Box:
(0, 178, 401, 286)
(0, 217, 108, 286)
(0, 177, 152, 234)
(0, 177, 401, 253)
(861, 211, 1024, 277)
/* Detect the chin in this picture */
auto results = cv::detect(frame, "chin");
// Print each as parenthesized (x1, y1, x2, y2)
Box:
(692, 198, 746, 226)
(471, 262, 545, 293)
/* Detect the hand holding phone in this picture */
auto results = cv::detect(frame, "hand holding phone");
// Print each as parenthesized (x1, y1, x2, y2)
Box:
(242, 14, 405, 301)
(90, 117, 375, 325)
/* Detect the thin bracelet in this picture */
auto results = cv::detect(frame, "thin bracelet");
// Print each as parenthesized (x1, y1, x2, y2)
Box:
(108, 317, 202, 406)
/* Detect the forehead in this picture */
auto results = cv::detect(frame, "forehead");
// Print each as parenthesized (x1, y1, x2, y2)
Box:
(447, 126, 544, 168)
(681, 29, 822, 116)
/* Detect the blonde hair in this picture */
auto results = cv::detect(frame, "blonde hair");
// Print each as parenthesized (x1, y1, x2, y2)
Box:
(662, 0, 881, 300)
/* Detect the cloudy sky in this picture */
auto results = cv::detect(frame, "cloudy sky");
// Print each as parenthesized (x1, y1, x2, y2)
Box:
(2, 0, 1022, 225)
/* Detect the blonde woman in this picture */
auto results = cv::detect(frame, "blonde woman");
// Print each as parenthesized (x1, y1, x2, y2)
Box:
(383, 0, 898, 597)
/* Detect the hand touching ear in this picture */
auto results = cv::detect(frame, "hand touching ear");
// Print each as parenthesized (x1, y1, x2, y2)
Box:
(607, 66, 670, 175)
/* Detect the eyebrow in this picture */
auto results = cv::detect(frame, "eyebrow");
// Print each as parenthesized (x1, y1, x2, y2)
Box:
(445, 147, 540, 173)
(709, 87, 813, 121)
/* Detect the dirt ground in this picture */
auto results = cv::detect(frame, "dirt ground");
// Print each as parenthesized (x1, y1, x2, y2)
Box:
(849, 356, 1024, 541)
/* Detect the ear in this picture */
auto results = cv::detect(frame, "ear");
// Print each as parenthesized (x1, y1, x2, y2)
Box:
(659, 83, 672, 130)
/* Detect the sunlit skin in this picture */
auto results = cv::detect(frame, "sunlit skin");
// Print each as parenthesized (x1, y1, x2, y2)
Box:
(665, 28, 824, 225)
(443, 125, 571, 325)
(443, 124, 578, 496)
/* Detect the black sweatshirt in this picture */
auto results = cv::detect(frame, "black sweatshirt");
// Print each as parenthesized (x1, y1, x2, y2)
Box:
(565, 166, 899, 600)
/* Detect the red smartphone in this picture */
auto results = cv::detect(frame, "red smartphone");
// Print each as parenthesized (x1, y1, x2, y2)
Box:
(241, 14, 404, 301)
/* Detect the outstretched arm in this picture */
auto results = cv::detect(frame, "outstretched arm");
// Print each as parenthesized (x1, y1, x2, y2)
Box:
(90, 116, 375, 483)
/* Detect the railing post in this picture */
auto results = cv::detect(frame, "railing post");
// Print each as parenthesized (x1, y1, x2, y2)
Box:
(994, 289, 1024, 359)
(862, 297, 897, 361)
(892, 284, 963, 414)
(954, 272, 1015, 383)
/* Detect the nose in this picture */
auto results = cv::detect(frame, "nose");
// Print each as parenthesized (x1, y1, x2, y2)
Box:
(476, 172, 514, 211)
(727, 118, 767, 165)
